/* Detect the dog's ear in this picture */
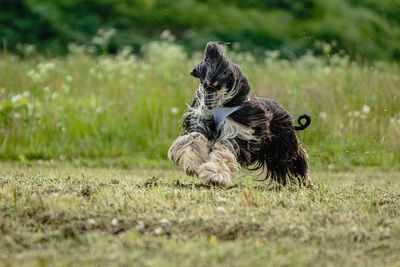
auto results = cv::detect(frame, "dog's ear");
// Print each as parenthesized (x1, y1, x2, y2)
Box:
(190, 66, 200, 78)
(204, 42, 227, 63)
(190, 62, 206, 79)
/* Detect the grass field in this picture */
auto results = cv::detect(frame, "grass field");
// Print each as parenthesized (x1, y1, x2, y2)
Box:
(1, 39, 400, 266)
(0, 163, 399, 266)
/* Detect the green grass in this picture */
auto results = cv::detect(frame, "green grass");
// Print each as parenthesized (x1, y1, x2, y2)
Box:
(0, 163, 399, 266)
(1, 40, 399, 170)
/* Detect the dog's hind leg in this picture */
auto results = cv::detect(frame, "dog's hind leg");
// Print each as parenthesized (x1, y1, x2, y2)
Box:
(289, 144, 313, 187)
(197, 142, 240, 187)
(168, 132, 210, 177)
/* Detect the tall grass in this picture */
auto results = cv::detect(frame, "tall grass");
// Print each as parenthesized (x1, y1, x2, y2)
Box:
(0, 40, 399, 170)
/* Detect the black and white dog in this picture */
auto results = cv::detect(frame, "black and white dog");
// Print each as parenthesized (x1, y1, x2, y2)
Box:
(168, 42, 312, 187)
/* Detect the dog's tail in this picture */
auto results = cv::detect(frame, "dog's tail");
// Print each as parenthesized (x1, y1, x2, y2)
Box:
(294, 114, 311, 131)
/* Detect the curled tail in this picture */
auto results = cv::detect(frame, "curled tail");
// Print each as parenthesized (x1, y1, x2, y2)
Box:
(294, 114, 311, 131)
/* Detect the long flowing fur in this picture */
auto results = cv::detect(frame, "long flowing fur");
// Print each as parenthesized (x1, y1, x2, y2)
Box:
(170, 42, 312, 187)
(197, 143, 240, 187)
(168, 132, 210, 176)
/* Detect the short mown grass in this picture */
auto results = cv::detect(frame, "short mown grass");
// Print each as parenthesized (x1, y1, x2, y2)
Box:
(1, 40, 399, 170)
(0, 163, 399, 266)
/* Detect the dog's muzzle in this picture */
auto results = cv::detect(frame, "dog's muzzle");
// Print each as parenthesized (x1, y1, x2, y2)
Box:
(204, 87, 221, 109)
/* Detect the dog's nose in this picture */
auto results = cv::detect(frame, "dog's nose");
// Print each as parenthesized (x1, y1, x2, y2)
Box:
(205, 86, 216, 92)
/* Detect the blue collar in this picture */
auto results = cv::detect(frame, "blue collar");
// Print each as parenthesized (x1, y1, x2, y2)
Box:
(213, 106, 241, 131)
(213, 97, 254, 132)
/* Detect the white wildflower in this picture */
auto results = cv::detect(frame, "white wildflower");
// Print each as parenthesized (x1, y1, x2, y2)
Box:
(319, 112, 327, 120)
(159, 218, 169, 224)
(27, 69, 40, 82)
(160, 29, 175, 42)
(92, 28, 116, 46)
(216, 206, 226, 212)
(27, 62, 55, 82)
(171, 107, 179, 114)
(217, 197, 227, 202)
(23, 91, 30, 97)
(11, 94, 22, 103)
(88, 219, 96, 225)
(353, 111, 360, 117)
(37, 62, 55, 77)
(154, 227, 163, 235)
(51, 92, 58, 99)
(135, 221, 145, 230)
(111, 218, 118, 226)
(362, 105, 370, 114)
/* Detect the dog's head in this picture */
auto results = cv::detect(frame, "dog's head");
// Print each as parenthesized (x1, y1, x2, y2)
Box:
(190, 42, 250, 110)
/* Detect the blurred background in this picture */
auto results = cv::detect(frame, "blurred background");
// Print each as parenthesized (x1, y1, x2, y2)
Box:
(2, 0, 400, 60)
(0, 0, 399, 170)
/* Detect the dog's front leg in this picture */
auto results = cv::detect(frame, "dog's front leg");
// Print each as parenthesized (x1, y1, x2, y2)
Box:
(197, 141, 240, 187)
(168, 132, 210, 176)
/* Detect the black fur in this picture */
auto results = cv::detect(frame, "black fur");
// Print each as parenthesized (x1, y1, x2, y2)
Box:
(294, 114, 311, 131)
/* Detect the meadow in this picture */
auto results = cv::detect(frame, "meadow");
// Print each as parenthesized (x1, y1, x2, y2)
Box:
(0, 39, 399, 170)
(1, 38, 400, 266)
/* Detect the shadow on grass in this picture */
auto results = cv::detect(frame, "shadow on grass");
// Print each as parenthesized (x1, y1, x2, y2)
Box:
(137, 176, 307, 192)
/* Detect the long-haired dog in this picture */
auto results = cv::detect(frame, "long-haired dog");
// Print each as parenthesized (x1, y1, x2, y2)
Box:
(168, 42, 312, 187)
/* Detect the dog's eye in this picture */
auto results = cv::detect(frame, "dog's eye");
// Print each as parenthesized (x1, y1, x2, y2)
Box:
(202, 80, 210, 88)
(212, 81, 222, 90)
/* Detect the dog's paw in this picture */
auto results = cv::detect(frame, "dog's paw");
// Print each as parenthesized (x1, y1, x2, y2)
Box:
(182, 161, 199, 177)
(197, 162, 232, 187)
(209, 143, 240, 174)
(168, 132, 209, 177)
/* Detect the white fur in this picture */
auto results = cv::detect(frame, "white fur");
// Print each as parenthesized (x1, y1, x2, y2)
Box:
(197, 143, 240, 187)
(217, 117, 258, 142)
(168, 132, 210, 176)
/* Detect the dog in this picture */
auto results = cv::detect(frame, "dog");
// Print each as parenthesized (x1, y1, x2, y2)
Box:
(168, 42, 312, 187)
